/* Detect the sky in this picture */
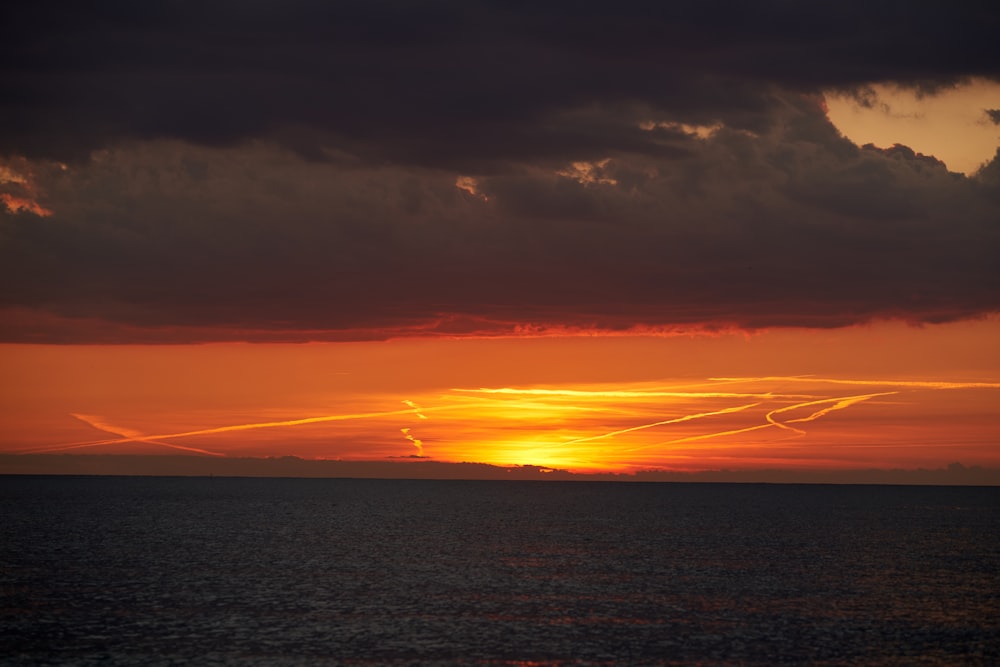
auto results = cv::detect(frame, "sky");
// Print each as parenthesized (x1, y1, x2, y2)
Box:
(1, 2, 998, 481)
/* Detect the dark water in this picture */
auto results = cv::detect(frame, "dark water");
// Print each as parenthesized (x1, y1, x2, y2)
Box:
(1, 477, 998, 666)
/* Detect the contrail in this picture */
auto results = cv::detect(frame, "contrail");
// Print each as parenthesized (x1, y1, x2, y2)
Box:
(68, 413, 225, 456)
(632, 392, 895, 450)
(400, 427, 424, 456)
(402, 399, 428, 419)
(31, 403, 476, 454)
(563, 402, 761, 445)
(627, 423, 774, 451)
(764, 392, 897, 434)
(453, 387, 817, 399)
(32, 396, 593, 455)
(786, 393, 896, 423)
(710, 376, 1000, 390)
(765, 409, 806, 434)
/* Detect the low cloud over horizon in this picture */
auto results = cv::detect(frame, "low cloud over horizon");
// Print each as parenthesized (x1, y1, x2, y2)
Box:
(2, 1, 998, 342)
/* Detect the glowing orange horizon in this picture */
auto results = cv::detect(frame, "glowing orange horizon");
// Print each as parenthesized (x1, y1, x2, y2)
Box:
(1, 319, 998, 476)
(14, 375, 997, 474)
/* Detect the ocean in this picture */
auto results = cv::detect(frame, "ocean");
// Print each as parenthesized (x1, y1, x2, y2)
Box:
(1, 476, 998, 665)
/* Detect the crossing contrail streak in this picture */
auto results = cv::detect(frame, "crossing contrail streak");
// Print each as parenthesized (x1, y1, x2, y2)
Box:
(631, 392, 896, 450)
(786, 393, 896, 423)
(764, 392, 897, 434)
(765, 409, 806, 434)
(563, 402, 761, 445)
(30, 396, 596, 456)
(69, 413, 225, 456)
(402, 399, 428, 419)
(30, 403, 481, 454)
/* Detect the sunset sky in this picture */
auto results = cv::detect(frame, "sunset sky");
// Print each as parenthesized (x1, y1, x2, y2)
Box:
(1, 2, 998, 480)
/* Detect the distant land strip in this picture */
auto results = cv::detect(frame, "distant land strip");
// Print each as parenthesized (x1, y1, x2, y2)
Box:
(1, 454, 997, 485)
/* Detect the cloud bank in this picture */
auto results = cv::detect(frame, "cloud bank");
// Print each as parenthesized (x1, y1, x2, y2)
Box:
(1, 1, 998, 342)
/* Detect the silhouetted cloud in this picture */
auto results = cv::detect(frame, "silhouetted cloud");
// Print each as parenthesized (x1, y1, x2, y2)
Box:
(1, 1, 998, 341)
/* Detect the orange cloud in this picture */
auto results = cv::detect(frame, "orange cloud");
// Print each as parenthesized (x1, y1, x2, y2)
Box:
(0, 193, 52, 217)
(0, 161, 54, 217)
(455, 176, 488, 201)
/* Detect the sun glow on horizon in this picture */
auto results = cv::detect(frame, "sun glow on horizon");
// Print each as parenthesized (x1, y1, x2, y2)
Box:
(19, 375, 998, 474)
(2, 319, 998, 477)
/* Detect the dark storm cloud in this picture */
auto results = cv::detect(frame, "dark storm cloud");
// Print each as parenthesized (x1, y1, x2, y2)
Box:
(1, 1, 997, 165)
(1, 1, 998, 341)
(2, 99, 997, 342)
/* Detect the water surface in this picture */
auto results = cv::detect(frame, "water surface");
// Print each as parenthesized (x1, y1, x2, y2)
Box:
(2, 477, 998, 665)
